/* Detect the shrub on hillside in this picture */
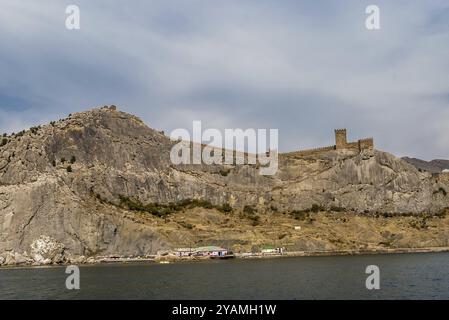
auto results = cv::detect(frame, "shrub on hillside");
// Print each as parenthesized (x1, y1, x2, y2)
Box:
(219, 203, 233, 213)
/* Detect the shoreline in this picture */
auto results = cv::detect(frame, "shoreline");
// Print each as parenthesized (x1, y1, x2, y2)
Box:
(2, 246, 449, 269)
(236, 246, 449, 259)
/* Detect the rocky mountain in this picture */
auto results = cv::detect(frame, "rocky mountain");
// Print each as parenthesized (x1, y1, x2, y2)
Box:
(1, 106, 449, 265)
(402, 157, 449, 174)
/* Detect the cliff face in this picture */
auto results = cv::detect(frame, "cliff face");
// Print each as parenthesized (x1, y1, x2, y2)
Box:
(1, 106, 448, 265)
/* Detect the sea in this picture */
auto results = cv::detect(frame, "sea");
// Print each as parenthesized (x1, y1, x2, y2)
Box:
(1, 252, 448, 299)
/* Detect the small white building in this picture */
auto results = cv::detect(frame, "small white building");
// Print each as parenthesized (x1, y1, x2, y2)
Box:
(194, 246, 228, 257)
(261, 247, 284, 254)
(442, 169, 449, 173)
(261, 248, 277, 254)
(174, 248, 193, 257)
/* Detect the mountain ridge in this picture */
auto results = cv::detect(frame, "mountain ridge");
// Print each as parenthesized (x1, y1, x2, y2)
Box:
(1, 105, 449, 266)
(402, 157, 449, 173)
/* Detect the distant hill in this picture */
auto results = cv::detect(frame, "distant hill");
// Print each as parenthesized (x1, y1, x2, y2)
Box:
(402, 157, 449, 173)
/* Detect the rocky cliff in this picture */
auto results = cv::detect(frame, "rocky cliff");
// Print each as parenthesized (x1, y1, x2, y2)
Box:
(1, 106, 448, 265)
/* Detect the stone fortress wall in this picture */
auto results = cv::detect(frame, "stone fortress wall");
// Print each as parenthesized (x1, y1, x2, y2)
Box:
(290, 129, 374, 157)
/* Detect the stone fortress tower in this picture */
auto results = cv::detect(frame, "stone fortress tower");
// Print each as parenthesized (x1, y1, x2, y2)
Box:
(293, 129, 374, 156)
(333, 128, 374, 152)
(335, 129, 347, 149)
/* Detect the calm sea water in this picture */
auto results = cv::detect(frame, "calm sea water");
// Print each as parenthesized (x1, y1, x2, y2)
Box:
(1, 252, 449, 299)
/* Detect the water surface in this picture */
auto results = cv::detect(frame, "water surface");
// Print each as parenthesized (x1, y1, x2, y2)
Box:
(1, 253, 448, 299)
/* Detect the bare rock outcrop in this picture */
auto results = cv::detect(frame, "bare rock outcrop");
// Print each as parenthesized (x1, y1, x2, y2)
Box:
(0, 106, 448, 265)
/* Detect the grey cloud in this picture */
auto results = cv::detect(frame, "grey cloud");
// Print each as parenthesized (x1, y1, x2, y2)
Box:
(0, 0, 448, 159)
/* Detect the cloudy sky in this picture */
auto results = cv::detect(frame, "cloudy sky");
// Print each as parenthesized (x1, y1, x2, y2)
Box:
(0, 0, 448, 159)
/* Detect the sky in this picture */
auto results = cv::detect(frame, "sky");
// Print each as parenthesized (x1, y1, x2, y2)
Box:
(0, 0, 448, 159)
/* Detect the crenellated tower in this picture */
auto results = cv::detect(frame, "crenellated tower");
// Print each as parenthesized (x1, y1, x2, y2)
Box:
(334, 129, 347, 149)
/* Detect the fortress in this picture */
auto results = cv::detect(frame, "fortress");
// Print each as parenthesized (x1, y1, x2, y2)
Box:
(294, 129, 374, 156)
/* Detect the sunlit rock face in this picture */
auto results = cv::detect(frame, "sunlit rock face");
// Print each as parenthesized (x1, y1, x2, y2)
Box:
(0, 106, 448, 264)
